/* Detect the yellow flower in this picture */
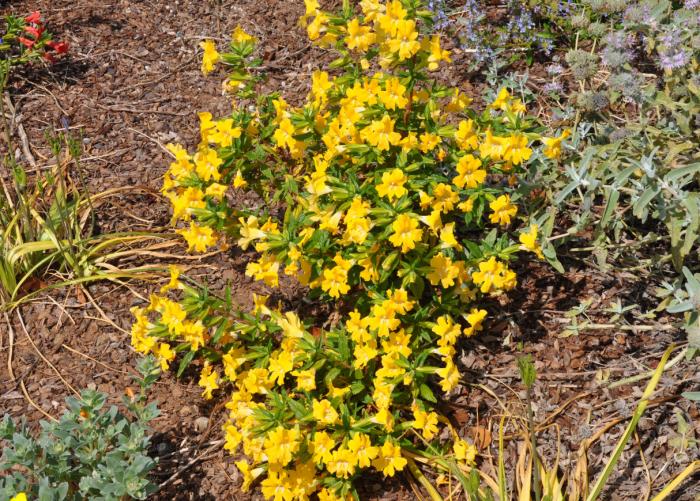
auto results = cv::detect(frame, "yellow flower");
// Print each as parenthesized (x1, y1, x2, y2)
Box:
(181, 320, 207, 350)
(155, 343, 176, 371)
(471, 256, 516, 293)
(178, 222, 217, 253)
(245, 253, 280, 287)
(326, 447, 357, 478)
(311, 70, 333, 104)
(160, 264, 181, 293)
(307, 12, 328, 41)
(445, 89, 472, 113)
(389, 214, 423, 253)
(376, 168, 408, 200)
(228, 170, 245, 190)
(345, 18, 375, 52)
(232, 25, 255, 43)
(378, 77, 408, 110)
(361, 114, 402, 151)
(264, 425, 301, 466)
(489, 194, 517, 226)
(223, 423, 242, 453)
(412, 404, 439, 440)
(210, 118, 242, 147)
(321, 255, 352, 298)
(437, 360, 459, 392)
(463, 308, 487, 337)
(348, 433, 379, 468)
(491, 88, 512, 111)
(453, 154, 486, 189)
(235, 459, 259, 492)
(222, 348, 246, 380)
(439, 223, 461, 250)
(420, 209, 443, 235)
(432, 314, 461, 345)
(311, 430, 336, 464)
(273, 117, 297, 150)
(199, 364, 219, 400)
(237, 215, 267, 250)
(432, 183, 458, 213)
(354, 340, 379, 369)
(427, 253, 459, 288)
(204, 183, 228, 200)
(419, 132, 441, 153)
(501, 133, 532, 165)
(312, 398, 340, 425)
(425, 35, 451, 71)
(194, 148, 223, 182)
(542, 129, 570, 159)
(519, 224, 544, 258)
(200, 40, 219, 75)
(292, 368, 316, 391)
(372, 441, 407, 477)
(386, 288, 415, 314)
(454, 439, 478, 466)
(268, 351, 294, 385)
(10, 494, 27, 501)
(387, 19, 420, 60)
(454, 119, 478, 150)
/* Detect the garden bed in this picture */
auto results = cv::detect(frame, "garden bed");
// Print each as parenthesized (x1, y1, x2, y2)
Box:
(1, 1, 699, 500)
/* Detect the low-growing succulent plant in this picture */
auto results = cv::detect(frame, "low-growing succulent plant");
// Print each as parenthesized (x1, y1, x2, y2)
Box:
(0, 357, 160, 501)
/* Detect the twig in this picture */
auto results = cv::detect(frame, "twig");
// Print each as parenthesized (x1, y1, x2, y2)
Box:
(81, 285, 129, 334)
(156, 442, 223, 491)
(3, 312, 16, 381)
(61, 343, 130, 375)
(95, 102, 189, 116)
(3, 92, 37, 168)
(20, 379, 57, 422)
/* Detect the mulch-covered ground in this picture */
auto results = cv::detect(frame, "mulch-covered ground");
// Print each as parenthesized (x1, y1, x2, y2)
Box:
(1, 1, 699, 499)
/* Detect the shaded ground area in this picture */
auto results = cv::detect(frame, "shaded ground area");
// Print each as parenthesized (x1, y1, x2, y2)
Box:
(1, 1, 699, 499)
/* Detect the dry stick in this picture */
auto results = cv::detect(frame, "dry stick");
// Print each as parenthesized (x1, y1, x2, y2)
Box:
(21, 79, 70, 117)
(80, 285, 129, 334)
(157, 443, 223, 490)
(126, 126, 176, 157)
(635, 431, 652, 501)
(20, 379, 57, 422)
(4, 312, 16, 381)
(94, 102, 189, 117)
(61, 343, 130, 375)
(3, 92, 37, 168)
(16, 309, 80, 396)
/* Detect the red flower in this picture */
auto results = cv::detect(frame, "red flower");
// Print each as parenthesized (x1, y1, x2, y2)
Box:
(25, 11, 41, 24)
(24, 25, 45, 39)
(43, 52, 56, 63)
(18, 37, 35, 48)
(46, 40, 69, 54)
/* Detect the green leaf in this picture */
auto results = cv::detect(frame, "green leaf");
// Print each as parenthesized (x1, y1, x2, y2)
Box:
(681, 391, 700, 401)
(419, 383, 437, 403)
(176, 350, 196, 378)
(665, 163, 700, 184)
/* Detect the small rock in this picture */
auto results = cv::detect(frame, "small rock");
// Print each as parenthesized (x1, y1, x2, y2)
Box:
(194, 416, 209, 433)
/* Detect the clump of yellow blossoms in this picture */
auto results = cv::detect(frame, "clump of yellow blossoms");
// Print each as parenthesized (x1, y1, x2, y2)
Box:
(136, 1, 567, 499)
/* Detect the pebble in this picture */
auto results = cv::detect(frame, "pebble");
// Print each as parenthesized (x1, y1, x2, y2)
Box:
(194, 416, 209, 433)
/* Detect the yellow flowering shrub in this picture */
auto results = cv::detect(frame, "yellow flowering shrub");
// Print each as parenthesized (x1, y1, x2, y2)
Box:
(133, 0, 563, 498)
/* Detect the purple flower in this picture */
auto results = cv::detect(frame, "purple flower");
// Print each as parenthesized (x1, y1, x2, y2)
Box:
(543, 81, 564, 94)
(659, 49, 690, 71)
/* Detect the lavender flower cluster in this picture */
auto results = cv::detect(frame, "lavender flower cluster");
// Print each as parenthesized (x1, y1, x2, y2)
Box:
(427, 0, 575, 67)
